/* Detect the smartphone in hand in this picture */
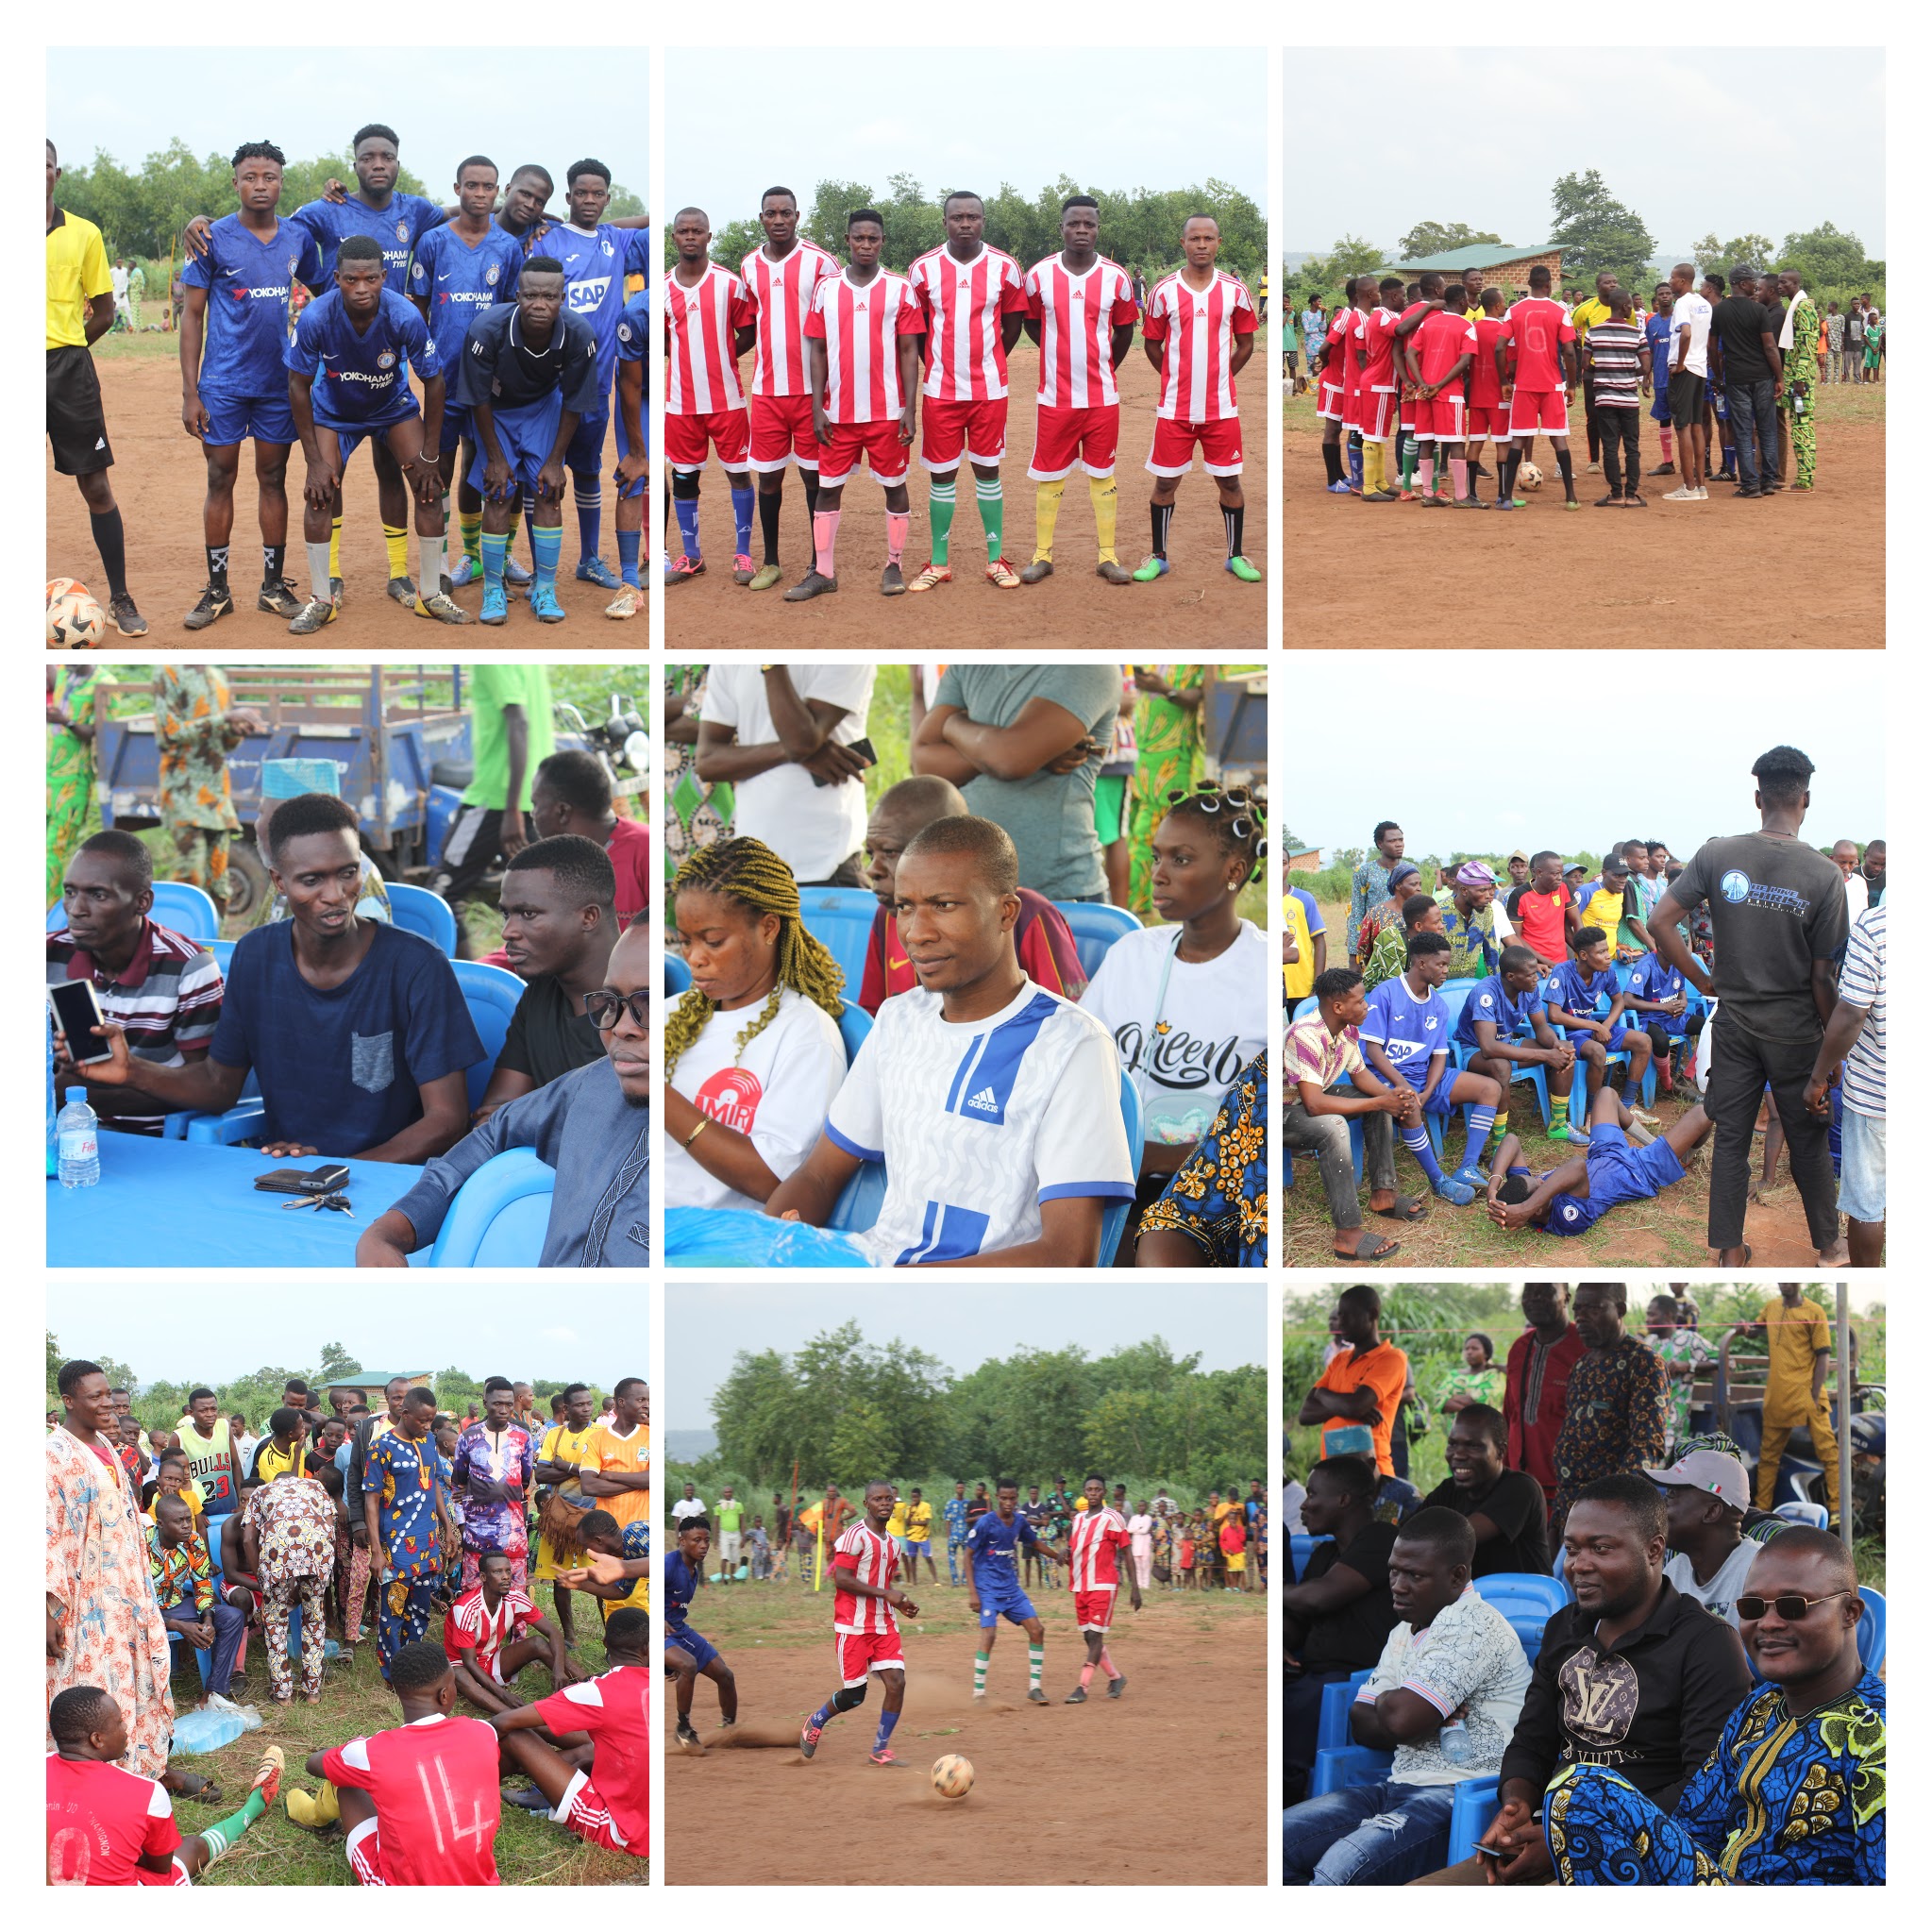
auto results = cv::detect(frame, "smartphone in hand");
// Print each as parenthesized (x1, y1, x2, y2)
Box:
(48, 980, 113, 1066)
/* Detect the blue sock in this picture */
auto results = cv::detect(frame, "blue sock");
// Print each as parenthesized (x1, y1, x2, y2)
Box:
(1402, 1124, 1447, 1187)
(1462, 1106, 1498, 1168)
(531, 524, 562, 592)
(675, 496, 701, 561)
(873, 1708, 899, 1754)
(481, 530, 509, 593)
(1349, 440, 1364, 489)
(811, 1699, 837, 1730)
(616, 529, 641, 587)
(730, 485, 754, 556)
(575, 482, 601, 562)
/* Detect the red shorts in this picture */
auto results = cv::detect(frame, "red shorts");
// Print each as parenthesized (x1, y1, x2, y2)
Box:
(135, 1858, 193, 1887)
(1029, 402, 1120, 480)
(921, 395, 1008, 471)
(1359, 388, 1398, 443)
(835, 1627, 906, 1688)
(1465, 403, 1506, 437)
(1073, 1587, 1118, 1634)
(1317, 377, 1346, 421)
(1416, 393, 1468, 443)
(1399, 388, 1418, 431)
(555, 1768, 643, 1857)
(1341, 385, 1361, 429)
(345, 1818, 385, 1887)
(1507, 389, 1571, 438)
(818, 418, 910, 487)
(1146, 415, 1244, 477)
(748, 392, 818, 473)
(665, 406, 750, 471)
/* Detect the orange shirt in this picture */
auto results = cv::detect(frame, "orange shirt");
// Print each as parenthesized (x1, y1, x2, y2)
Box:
(577, 1420, 649, 1531)
(1315, 1342, 1410, 1476)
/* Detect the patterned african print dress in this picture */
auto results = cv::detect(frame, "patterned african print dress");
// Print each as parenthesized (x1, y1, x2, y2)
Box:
(365, 1429, 445, 1677)
(664, 665, 734, 881)
(1136, 1050, 1268, 1266)
(1126, 666, 1204, 914)
(452, 1420, 534, 1591)
(46, 667, 97, 907)
(153, 665, 245, 909)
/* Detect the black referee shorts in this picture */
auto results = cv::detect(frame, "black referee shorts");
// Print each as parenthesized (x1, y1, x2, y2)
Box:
(47, 344, 114, 476)
(430, 804, 504, 902)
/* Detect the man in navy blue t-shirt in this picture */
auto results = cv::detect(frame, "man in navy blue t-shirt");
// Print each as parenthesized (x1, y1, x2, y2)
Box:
(76, 793, 481, 1161)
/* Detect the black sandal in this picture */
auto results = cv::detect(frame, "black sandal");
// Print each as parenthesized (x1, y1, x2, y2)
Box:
(1371, 1193, 1429, 1222)
(1332, 1228, 1401, 1260)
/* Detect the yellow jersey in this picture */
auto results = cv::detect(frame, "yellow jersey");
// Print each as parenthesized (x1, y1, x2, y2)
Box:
(47, 209, 112, 350)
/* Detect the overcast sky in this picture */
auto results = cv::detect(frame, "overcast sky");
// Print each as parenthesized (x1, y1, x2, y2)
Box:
(1287, 47, 1884, 259)
(665, 1285, 1265, 1427)
(45, 49, 646, 202)
(54, 1290, 647, 1390)
(1289, 655, 1883, 856)
(665, 47, 1265, 229)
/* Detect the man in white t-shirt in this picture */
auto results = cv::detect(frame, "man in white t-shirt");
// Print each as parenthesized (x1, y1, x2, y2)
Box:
(767, 815, 1134, 1265)
(1652, 1451, 1763, 1629)
(1830, 841, 1869, 918)
(1664, 260, 1713, 500)
(695, 664, 877, 885)
(671, 1484, 708, 1528)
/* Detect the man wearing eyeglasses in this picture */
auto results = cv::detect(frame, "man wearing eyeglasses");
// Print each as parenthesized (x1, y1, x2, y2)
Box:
(354, 921, 650, 1266)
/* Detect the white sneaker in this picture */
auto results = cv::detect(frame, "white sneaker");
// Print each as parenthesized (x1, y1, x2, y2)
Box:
(1663, 487, 1699, 501)
(1694, 486, 1709, 499)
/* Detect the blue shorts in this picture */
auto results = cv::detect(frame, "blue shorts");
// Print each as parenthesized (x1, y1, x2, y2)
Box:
(1420, 1066, 1466, 1117)
(439, 402, 473, 458)
(1838, 1107, 1885, 1223)
(466, 392, 565, 496)
(198, 388, 296, 446)
(666, 1624, 719, 1672)
(326, 407, 417, 470)
(1649, 387, 1672, 424)
(1545, 1122, 1686, 1235)
(564, 409, 609, 475)
(613, 403, 647, 499)
(977, 1587, 1037, 1629)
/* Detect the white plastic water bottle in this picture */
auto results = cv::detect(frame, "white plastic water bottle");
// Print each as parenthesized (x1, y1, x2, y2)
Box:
(1439, 1717, 1472, 1765)
(56, 1097, 100, 1188)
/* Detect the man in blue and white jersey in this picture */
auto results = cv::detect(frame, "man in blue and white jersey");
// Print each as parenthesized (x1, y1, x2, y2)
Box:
(964, 1479, 1067, 1704)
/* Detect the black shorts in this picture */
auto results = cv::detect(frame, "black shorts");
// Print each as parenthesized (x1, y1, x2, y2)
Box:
(430, 804, 504, 901)
(1668, 370, 1705, 431)
(47, 344, 113, 476)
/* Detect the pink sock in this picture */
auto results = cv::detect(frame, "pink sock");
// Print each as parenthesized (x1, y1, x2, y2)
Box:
(1659, 424, 1674, 462)
(1451, 458, 1468, 500)
(1418, 457, 1434, 493)
(1100, 1647, 1120, 1680)
(813, 509, 841, 577)
(886, 512, 909, 565)
(1079, 1662, 1095, 1688)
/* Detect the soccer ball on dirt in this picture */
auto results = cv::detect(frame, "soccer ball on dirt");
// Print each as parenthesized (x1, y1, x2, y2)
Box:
(47, 580, 106, 649)
(932, 1754, 974, 1800)
(1517, 462, 1543, 491)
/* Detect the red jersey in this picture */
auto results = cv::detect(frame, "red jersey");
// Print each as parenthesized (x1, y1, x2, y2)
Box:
(605, 812, 649, 931)
(1415, 309, 1477, 388)
(831, 1520, 900, 1636)
(1396, 303, 1432, 383)
(739, 239, 839, 398)
(858, 890, 1086, 1013)
(1339, 307, 1369, 401)
(666, 263, 753, 415)
(804, 268, 922, 423)
(1323, 310, 1355, 391)
(1514, 883, 1573, 963)
(907, 244, 1028, 402)
(1023, 253, 1138, 408)
(1470, 314, 1509, 406)
(320, 1713, 503, 1886)
(1502, 296, 1575, 391)
(46, 1756, 180, 1886)
(531, 1664, 650, 1854)
(1358, 306, 1402, 390)
(1143, 269, 1256, 421)
(443, 1585, 541, 1677)
(1067, 1505, 1130, 1591)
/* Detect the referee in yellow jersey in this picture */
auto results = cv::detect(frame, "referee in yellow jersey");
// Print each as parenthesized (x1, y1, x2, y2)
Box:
(46, 137, 145, 634)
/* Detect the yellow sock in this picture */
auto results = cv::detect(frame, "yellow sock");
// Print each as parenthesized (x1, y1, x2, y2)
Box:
(1364, 442, 1385, 493)
(328, 517, 341, 580)
(1087, 476, 1118, 562)
(382, 524, 410, 581)
(1033, 479, 1066, 563)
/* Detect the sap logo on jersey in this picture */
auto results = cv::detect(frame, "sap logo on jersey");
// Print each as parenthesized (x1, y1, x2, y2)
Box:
(694, 1067, 764, 1134)
(1720, 869, 1752, 904)
(568, 277, 613, 312)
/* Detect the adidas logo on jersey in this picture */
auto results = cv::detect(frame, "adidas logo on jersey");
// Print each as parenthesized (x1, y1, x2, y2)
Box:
(966, 1087, 1000, 1113)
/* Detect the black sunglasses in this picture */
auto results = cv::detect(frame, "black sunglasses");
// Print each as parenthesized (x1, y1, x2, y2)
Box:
(585, 989, 649, 1031)
(1735, 1588, 1855, 1622)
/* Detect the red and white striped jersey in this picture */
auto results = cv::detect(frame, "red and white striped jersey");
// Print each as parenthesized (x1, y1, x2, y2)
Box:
(832, 1520, 901, 1635)
(803, 268, 922, 424)
(1143, 270, 1257, 422)
(666, 262, 753, 415)
(443, 1586, 539, 1677)
(1022, 253, 1139, 409)
(1067, 1505, 1130, 1591)
(739, 239, 840, 398)
(906, 244, 1028, 402)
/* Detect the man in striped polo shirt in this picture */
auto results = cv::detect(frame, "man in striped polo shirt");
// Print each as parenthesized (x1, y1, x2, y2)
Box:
(47, 829, 224, 1135)
(1806, 899, 1884, 1266)
(1583, 289, 1651, 507)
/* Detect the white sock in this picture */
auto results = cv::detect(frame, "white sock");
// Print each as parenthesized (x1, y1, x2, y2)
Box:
(306, 541, 331, 600)
(420, 535, 445, 596)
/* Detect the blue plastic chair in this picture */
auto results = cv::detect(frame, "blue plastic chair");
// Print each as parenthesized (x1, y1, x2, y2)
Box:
(50, 879, 221, 943)
(1310, 1740, 1393, 1796)
(166, 1628, 213, 1690)
(1052, 899, 1140, 981)
(665, 953, 692, 997)
(1306, 1741, 1498, 1877)
(1288, 1534, 1326, 1584)
(385, 881, 459, 957)
(1857, 1585, 1885, 1672)
(427, 1147, 555, 1266)
(452, 959, 525, 1113)
(1447, 1777, 1502, 1863)
(798, 887, 880, 999)
(837, 1000, 871, 1064)
(1317, 1669, 1374, 1752)
(1473, 1571, 1566, 1662)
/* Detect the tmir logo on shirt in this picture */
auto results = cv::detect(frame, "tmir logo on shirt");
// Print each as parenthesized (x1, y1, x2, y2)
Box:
(695, 1067, 764, 1134)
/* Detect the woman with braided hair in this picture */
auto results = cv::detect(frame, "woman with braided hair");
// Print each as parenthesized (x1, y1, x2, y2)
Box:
(1079, 781, 1269, 1260)
(664, 837, 848, 1212)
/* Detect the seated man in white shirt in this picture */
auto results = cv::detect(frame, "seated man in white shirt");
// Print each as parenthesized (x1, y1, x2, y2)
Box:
(1653, 1450, 1766, 1629)
(767, 815, 1134, 1266)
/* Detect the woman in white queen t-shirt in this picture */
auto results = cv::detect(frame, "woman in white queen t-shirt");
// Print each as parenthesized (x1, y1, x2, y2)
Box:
(1080, 785, 1268, 1252)
(664, 838, 848, 1213)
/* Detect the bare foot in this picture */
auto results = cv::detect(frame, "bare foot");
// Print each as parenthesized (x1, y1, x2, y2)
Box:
(1817, 1239, 1850, 1265)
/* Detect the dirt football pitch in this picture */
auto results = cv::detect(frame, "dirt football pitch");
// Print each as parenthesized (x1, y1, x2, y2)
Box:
(46, 337, 635, 649)
(663, 338, 1268, 654)
(1282, 383, 1884, 646)
(664, 1577, 1266, 1883)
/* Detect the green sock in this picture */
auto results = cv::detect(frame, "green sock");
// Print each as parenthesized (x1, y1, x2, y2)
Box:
(929, 480, 956, 564)
(976, 477, 1004, 561)
(196, 1786, 268, 1865)
(1551, 1096, 1571, 1129)
(1028, 1643, 1044, 1688)
(974, 1650, 989, 1693)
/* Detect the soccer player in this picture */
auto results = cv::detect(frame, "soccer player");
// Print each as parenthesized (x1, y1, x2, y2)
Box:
(46, 1688, 282, 1886)
(1452, 942, 1586, 1147)
(443, 1549, 583, 1720)
(1487, 1087, 1715, 1236)
(664, 207, 755, 584)
(283, 235, 470, 631)
(738, 187, 839, 589)
(46, 140, 145, 635)
(1353, 277, 1405, 501)
(1496, 264, 1581, 510)
(664, 1517, 739, 1747)
(1397, 272, 1483, 508)
(177, 140, 322, 630)
(786, 208, 922, 600)
(963, 1477, 1057, 1704)
(455, 257, 603, 625)
(605, 283, 648, 616)
(1313, 277, 1358, 493)
(1540, 926, 1662, 1128)
(1018, 194, 1140, 582)
(906, 192, 1029, 590)
(1063, 1473, 1141, 1703)
(408, 155, 525, 593)
(1645, 281, 1678, 475)
(1467, 286, 1516, 504)
(798, 1480, 918, 1767)
(1136, 215, 1260, 578)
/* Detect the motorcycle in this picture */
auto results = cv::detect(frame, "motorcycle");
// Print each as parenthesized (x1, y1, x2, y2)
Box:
(1727, 1386, 1885, 1538)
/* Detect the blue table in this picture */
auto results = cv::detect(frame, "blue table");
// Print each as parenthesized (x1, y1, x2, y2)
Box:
(47, 1134, 426, 1268)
